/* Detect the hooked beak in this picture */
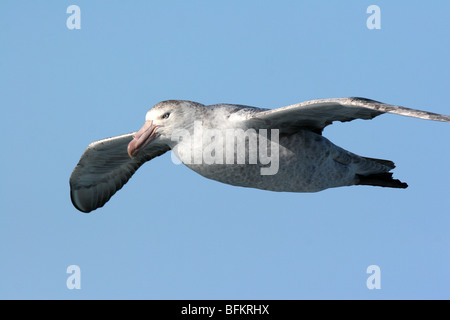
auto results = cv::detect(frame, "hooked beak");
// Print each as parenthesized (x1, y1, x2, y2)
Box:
(127, 120, 160, 158)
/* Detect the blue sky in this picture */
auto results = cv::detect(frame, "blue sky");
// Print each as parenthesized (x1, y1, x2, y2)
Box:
(1, 1, 449, 299)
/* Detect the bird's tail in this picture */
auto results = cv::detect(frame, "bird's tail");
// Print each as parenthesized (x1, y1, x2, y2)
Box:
(356, 172, 408, 189)
(360, 156, 395, 169)
(354, 157, 408, 189)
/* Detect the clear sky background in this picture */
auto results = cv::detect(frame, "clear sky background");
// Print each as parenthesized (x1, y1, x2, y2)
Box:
(1, 1, 449, 299)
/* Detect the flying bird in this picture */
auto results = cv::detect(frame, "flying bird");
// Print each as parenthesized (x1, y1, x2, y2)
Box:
(70, 97, 450, 213)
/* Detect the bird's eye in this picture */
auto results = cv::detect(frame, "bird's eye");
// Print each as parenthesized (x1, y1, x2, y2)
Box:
(161, 112, 170, 119)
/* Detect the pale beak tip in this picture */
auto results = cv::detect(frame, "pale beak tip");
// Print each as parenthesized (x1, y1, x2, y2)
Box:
(127, 120, 157, 158)
(127, 140, 137, 158)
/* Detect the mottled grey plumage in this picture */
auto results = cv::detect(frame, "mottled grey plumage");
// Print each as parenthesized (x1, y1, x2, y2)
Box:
(70, 97, 449, 213)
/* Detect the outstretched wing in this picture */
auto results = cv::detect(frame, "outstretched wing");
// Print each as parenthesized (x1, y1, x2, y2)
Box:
(243, 97, 450, 134)
(69, 133, 170, 213)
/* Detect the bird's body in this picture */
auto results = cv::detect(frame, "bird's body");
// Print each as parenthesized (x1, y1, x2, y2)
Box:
(70, 98, 450, 213)
(181, 129, 386, 193)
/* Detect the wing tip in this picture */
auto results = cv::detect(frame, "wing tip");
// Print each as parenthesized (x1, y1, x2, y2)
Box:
(350, 97, 450, 122)
(70, 188, 95, 213)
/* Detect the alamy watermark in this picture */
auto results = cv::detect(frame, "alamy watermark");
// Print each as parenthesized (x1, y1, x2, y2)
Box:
(66, 5, 81, 30)
(66, 265, 81, 290)
(367, 5, 381, 30)
(366, 265, 381, 290)
(170, 121, 280, 175)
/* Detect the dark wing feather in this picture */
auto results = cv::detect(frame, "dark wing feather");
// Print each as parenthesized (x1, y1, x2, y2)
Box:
(243, 97, 450, 134)
(69, 133, 169, 213)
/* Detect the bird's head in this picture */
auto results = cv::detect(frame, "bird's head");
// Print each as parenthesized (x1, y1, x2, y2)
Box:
(127, 100, 203, 158)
